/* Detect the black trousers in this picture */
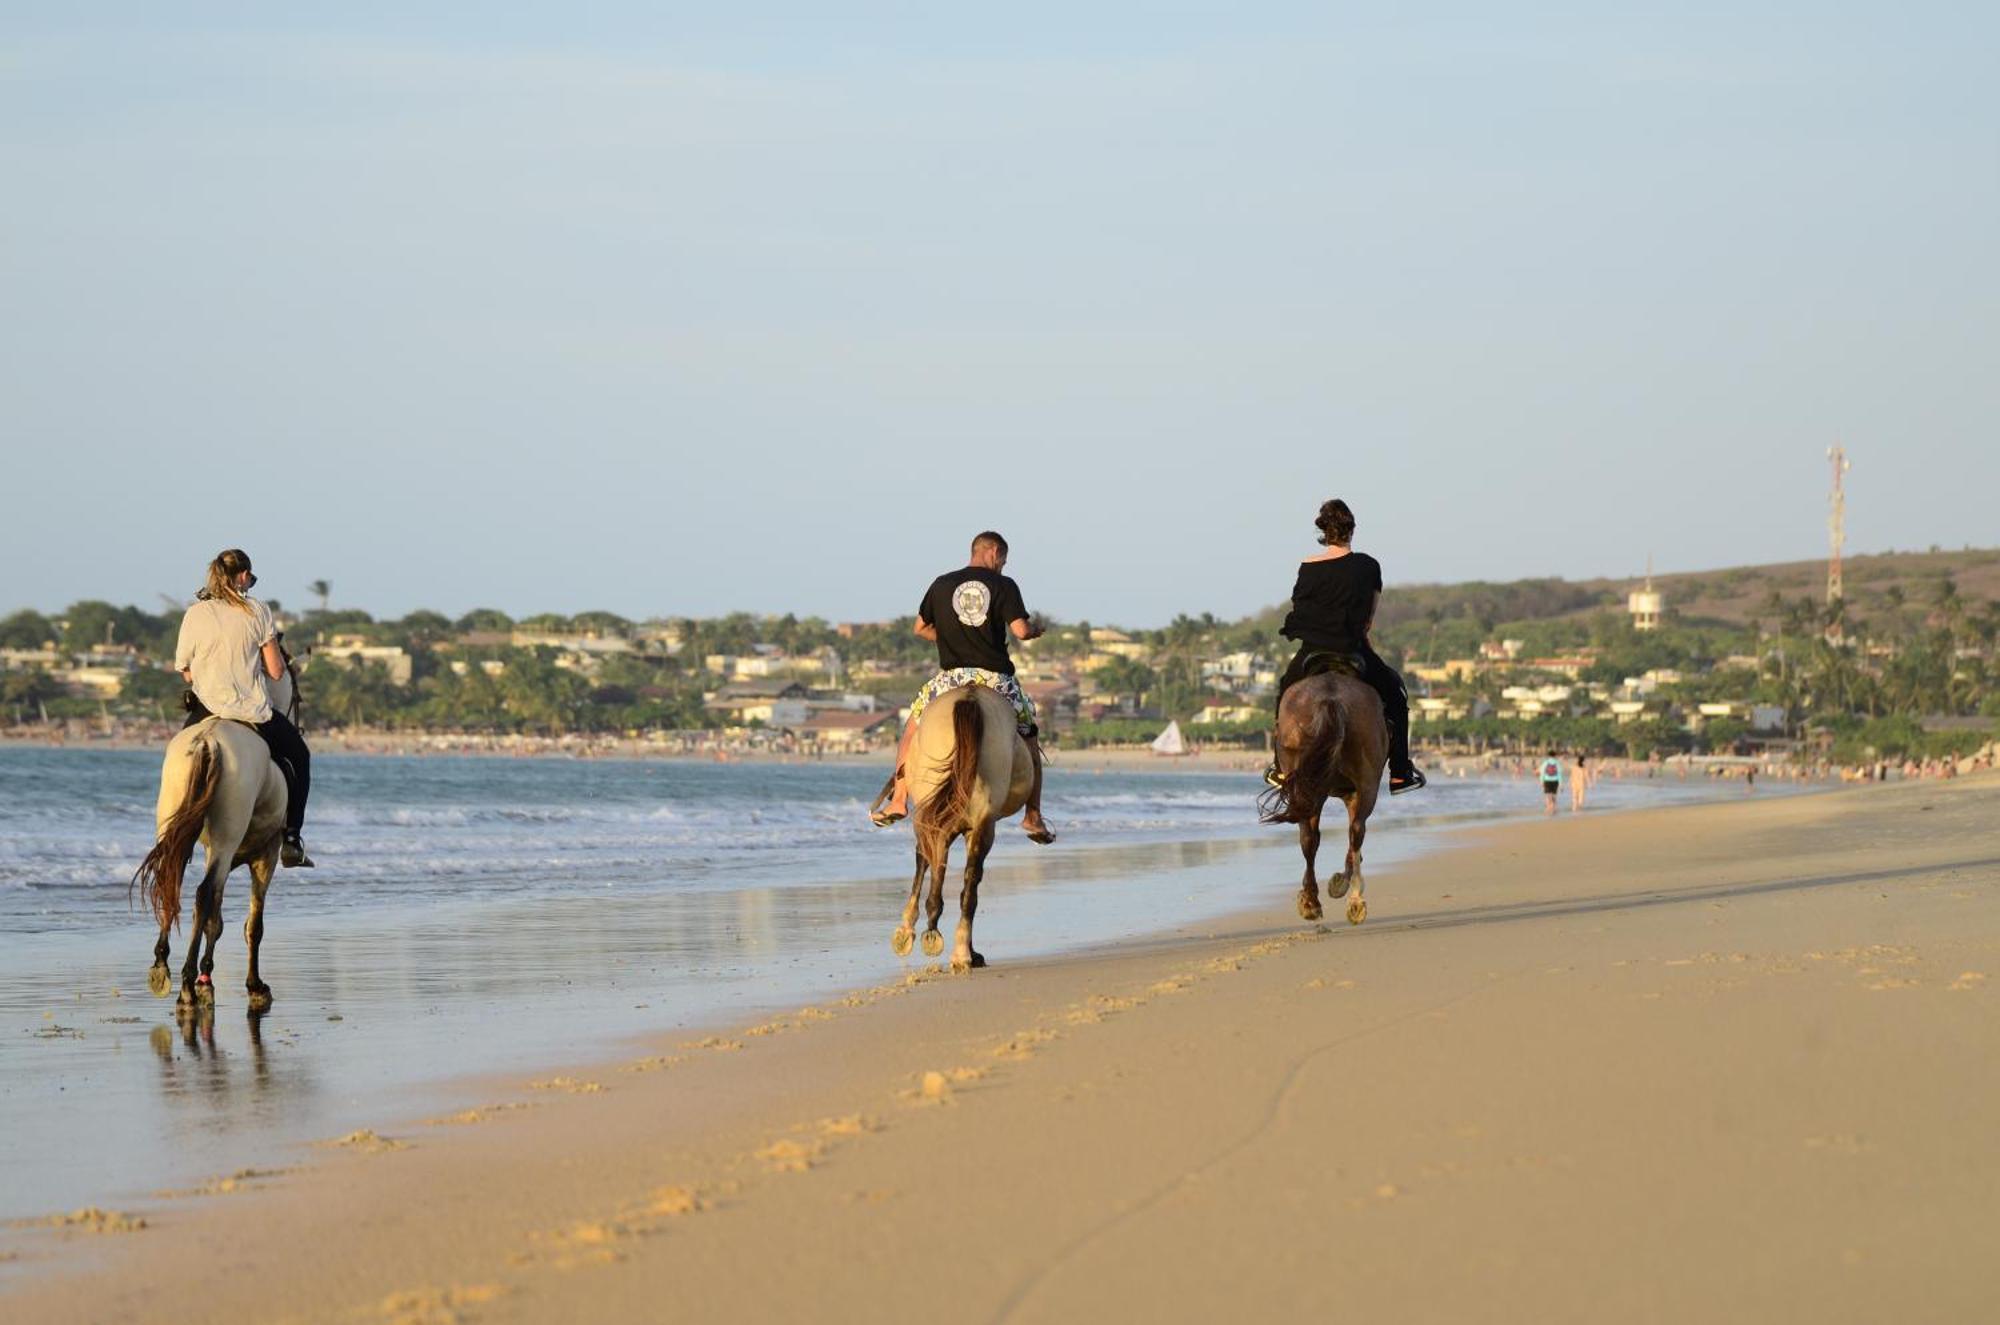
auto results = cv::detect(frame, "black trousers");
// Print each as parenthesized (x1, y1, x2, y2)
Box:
(1274, 643, 1412, 773)
(182, 696, 311, 834)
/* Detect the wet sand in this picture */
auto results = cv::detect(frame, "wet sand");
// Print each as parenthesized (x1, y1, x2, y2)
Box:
(6, 774, 1996, 1323)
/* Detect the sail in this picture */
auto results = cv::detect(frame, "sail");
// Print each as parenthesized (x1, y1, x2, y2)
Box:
(1151, 720, 1186, 756)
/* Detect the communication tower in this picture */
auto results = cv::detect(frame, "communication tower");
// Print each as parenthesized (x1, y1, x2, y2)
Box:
(1825, 446, 1850, 641)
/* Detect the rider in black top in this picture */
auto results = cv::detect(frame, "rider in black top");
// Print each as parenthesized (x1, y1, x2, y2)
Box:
(917, 564, 1027, 675)
(869, 531, 1056, 843)
(1267, 499, 1425, 795)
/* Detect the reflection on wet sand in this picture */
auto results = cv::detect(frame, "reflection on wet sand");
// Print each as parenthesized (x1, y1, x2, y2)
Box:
(0, 833, 1281, 1224)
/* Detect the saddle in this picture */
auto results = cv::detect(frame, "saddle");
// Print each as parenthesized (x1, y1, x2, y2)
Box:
(181, 692, 252, 729)
(1293, 649, 1364, 683)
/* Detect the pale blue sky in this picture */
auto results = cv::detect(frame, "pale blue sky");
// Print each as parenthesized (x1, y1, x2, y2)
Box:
(3, 4, 1994, 625)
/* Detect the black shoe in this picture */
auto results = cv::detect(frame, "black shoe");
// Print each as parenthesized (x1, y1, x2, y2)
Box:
(281, 834, 315, 869)
(1389, 768, 1427, 796)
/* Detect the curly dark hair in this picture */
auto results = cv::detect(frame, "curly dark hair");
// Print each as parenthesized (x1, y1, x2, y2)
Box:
(1314, 499, 1355, 547)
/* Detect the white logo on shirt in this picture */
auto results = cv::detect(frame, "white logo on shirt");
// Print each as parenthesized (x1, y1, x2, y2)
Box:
(951, 581, 992, 627)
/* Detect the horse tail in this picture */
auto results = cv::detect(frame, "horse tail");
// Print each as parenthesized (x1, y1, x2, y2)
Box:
(131, 736, 219, 932)
(917, 696, 986, 839)
(1260, 696, 1346, 825)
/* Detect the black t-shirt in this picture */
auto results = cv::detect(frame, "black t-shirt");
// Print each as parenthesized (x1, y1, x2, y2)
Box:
(919, 567, 1028, 675)
(1279, 552, 1382, 652)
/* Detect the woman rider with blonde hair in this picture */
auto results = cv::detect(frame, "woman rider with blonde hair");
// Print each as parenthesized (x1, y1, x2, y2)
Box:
(175, 548, 315, 867)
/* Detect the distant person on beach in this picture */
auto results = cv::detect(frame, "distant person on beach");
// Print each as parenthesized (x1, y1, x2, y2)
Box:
(869, 530, 1054, 843)
(174, 548, 314, 867)
(1264, 498, 1425, 795)
(1539, 751, 1562, 816)
(1571, 753, 1589, 811)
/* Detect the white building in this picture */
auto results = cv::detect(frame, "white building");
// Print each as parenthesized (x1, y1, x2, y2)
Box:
(317, 634, 415, 686)
(1628, 565, 1665, 631)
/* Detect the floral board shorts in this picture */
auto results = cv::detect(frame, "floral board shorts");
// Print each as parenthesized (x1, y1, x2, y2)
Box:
(907, 668, 1037, 736)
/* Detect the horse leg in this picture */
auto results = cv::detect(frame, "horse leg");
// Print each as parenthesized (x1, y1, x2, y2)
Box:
(149, 922, 173, 998)
(1343, 790, 1373, 925)
(953, 820, 996, 972)
(920, 830, 951, 958)
(1297, 810, 1324, 921)
(201, 868, 227, 992)
(892, 847, 926, 956)
(177, 853, 226, 1010)
(244, 844, 277, 1011)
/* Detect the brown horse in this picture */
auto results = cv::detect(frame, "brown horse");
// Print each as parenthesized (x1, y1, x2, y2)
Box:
(889, 686, 1035, 972)
(1259, 670, 1388, 925)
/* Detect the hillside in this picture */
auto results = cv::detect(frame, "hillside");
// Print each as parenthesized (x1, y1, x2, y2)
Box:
(1377, 547, 2000, 636)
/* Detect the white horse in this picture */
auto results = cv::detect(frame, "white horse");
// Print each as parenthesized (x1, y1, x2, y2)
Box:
(132, 717, 287, 1011)
(890, 686, 1035, 972)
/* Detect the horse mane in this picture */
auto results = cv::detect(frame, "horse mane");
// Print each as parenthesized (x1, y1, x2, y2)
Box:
(131, 736, 220, 931)
(1259, 681, 1348, 825)
(915, 694, 986, 841)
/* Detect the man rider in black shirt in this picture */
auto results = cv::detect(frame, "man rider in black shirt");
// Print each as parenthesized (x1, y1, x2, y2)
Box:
(869, 530, 1056, 843)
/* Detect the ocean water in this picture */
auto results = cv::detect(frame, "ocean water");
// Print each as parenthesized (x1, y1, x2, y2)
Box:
(0, 747, 1784, 1223)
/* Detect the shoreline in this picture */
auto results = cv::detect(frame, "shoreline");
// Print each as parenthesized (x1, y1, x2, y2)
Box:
(0, 750, 1819, 1230)
(7, 773, 1992, 1321)
(0, 723, 1850, 785)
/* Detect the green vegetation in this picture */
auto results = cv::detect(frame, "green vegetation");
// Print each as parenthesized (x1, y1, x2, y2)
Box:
(3, 546, 1996, 758)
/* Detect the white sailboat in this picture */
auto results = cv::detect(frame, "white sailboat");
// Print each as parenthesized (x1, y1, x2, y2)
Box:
(1151, 720, 1189, 757)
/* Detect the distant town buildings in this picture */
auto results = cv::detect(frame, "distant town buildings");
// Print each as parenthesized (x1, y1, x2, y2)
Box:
(317, 634, 415, 686)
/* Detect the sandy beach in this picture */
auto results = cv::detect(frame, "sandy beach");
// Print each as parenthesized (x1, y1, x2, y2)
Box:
(7, 773, 1996, 1323)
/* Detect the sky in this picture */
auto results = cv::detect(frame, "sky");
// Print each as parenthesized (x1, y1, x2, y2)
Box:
(3, 3, 1994, 627)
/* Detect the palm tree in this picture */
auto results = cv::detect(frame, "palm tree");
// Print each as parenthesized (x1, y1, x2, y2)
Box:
(309, 580, 331, 615)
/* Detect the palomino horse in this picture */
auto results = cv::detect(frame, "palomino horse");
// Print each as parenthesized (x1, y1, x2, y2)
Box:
(131, 717, 287, 1011)
(1259, 669, 1389, 925)
(889, 686, 1034, 972)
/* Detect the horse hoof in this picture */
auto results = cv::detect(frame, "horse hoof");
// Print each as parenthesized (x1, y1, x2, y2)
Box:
(891, 928, 913, 957)
(920, 930, 944, 958)
(148, 964, 171, 998)
(1298, 896, 1323, 922)
(196, 982, 215, 1007)
(246, 986, 273, 1012)
(1329, 874, 1351, 900)
(1347, 897, 1367, 925)
(951, 951, 986, 974)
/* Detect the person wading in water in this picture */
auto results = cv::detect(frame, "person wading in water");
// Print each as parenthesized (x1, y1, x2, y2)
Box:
(175, 548, 316, 867)
(870, 530, 1056, 844)
(1264, 499, 1425, 796)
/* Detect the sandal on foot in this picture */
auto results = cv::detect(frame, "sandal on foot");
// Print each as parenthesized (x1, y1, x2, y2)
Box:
(870, 807, 906, 828)
(1024, 822, 1057, 845)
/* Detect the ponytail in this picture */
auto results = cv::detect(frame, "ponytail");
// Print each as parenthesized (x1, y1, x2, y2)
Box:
(203, 549, 255, 612)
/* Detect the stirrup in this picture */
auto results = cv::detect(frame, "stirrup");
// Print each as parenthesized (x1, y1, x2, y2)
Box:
(1389, 769, 1426, 796)
(281, 835, 316, 868)
(1262, 765, 1287, 789)
(870, 806, 906, 828)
